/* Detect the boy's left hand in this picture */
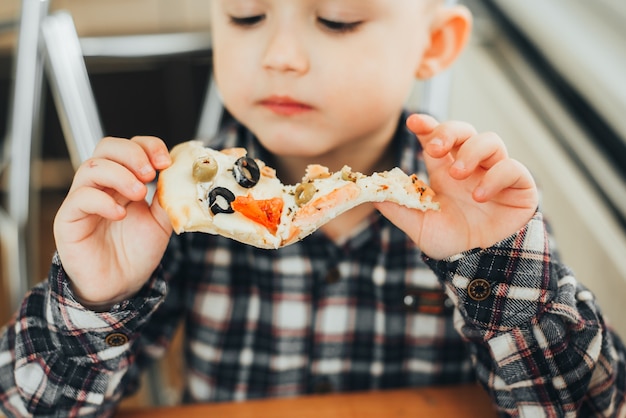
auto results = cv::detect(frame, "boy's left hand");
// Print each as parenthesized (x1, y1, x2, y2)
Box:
(375, 114, 538, 260)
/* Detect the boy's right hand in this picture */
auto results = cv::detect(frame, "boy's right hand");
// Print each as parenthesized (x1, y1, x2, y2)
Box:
(53, 136, 173, 310)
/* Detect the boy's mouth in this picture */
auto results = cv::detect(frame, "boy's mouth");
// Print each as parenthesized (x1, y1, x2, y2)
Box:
(259, 96, 313, 116)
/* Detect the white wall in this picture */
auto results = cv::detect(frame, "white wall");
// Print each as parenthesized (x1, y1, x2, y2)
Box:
(443, 27, 626, 338)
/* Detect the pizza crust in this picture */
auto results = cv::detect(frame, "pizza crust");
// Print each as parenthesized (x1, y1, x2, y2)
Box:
(157, 141, 439, 249)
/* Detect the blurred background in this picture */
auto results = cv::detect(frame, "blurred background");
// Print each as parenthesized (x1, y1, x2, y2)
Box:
(0, 0, 625, 411)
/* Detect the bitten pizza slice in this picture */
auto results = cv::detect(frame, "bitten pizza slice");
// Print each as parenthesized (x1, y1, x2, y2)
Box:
(157, 140, 439, 249)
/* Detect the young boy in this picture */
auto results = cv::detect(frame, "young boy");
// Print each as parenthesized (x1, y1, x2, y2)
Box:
(1, 0, 625, 416)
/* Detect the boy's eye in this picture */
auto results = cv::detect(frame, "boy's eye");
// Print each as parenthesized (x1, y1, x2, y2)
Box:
(229, 15, 265, 27)
(317, 17, 362, 33)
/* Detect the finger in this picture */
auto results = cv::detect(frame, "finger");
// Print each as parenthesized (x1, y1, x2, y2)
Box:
(92, 136, 170, 183)
(150, 192, 174, 235)
(374, 201, 424, 241)
(129, 136, 172, 170)
(59, 186, 128, 223)
(406, 113, 439, 136)
(70, 157, 148, 203)
(449, 132, 508, 180)
(473, 159, 537, 204)
(407, 115, 478, 159)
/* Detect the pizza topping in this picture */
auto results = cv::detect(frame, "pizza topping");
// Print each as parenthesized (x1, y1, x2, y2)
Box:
(340, 166, 360, 182)
(221, 147, 247, 158)
(293, 182, 361, 226)
(261, 165, 277, 178)
(233, 157, 261, 188)
(232, 195, 284, 234)
(294, 182, 317, 206)
(208, 187, 236, 215)
(192, 156, 218, 183)
(304, 164, 331, 181)
(410, 174, 436, 199)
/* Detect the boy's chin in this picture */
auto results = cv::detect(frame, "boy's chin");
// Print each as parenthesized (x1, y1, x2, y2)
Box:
(249, 121, 354, 161)
(257, 136, 335, 160)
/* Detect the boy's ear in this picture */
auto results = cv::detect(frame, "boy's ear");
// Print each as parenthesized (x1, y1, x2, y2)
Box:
(416, 5, 472, 80)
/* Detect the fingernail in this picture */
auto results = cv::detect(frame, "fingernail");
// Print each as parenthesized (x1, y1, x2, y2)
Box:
(139, 164, 153, 176)
(431, 137, 444, 148)
(132, 181, 145, 194)
(155, 152, 171, 166)
(418, 113, 438, 128)
(452, 160, 465, 171)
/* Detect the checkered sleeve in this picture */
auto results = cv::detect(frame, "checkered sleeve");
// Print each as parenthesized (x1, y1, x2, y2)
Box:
(425, 212, 626, 417)
(0, 253, 168, 418)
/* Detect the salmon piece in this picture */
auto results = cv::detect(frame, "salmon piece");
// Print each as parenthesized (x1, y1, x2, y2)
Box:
(281, 225, 302, 246)
(293, 183, 360, 226)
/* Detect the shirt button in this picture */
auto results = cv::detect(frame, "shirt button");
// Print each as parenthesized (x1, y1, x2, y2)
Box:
(467, 278, 491, 301)
(403, 293, 418, 310)
(105, 332, 129, 347)
(325, 267, 341, 284)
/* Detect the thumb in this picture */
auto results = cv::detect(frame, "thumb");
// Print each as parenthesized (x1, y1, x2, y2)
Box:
(150, 192, 174, 235)
(374, 201, 424, 243)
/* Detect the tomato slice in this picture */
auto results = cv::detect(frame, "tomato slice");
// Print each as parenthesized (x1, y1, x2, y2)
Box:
(232, 195, 284, 235)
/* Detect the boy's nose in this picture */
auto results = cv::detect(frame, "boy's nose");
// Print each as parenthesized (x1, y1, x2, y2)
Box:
(262, 28, 310, 74)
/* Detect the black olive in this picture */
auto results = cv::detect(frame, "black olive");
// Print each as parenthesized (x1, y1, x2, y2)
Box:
(208, 187, 235, 215)
(232, 157, 260, 188)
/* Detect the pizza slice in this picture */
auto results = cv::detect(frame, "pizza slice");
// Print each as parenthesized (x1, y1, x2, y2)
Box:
(157, 140, 439, 249)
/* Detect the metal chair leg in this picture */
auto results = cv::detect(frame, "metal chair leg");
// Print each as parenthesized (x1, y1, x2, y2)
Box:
(2, 0, 50, 312)
(195, 76, 224, 141)
(41, 11, 103, 168)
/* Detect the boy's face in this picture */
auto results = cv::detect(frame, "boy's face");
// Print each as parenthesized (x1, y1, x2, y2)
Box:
(210, 0, 441, 163)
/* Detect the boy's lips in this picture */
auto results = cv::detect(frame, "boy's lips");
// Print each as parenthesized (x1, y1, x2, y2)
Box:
(259, 96, 313, 116)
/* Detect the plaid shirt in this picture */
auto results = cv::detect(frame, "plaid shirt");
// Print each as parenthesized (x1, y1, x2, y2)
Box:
(1, 116, 625, 417)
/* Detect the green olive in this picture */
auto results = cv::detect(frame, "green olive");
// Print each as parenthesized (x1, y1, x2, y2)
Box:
(294, 182, 317, 206)
(341, 168, 357, 182)
(192, 157, 218, 182)
(341, 171, 349, 182)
